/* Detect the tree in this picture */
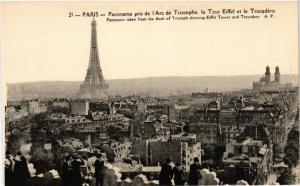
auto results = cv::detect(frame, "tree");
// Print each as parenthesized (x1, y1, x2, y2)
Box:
(273, 144, 284, 155)
(285, 145, 299, 167)
(214, 145, 226, 161)
(277, 170, 295, 185)
(31, 113, 48, 125)
(283, 156, 294, 168)
(106, 126, 121, 140)
(31, 147, 55, 173)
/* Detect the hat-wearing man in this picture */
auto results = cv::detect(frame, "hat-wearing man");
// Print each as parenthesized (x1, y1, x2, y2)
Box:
(173, 162, 185, 185)
(188, 157, 201, 185)
(94, 153, 104, 186)
(159, 158, 173, 186)
(13, 151, 30, 186)
(69, 153, 84, 186)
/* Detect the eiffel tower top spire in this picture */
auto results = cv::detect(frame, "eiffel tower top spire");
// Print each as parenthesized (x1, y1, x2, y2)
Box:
(77, 19, 109, 99)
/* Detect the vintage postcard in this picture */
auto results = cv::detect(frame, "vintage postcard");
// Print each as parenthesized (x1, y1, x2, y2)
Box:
(1, 1, 298, 186)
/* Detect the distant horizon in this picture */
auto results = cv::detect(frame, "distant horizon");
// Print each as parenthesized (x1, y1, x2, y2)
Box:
(6, 73, 299, 84)
(6, 74, 299, 101)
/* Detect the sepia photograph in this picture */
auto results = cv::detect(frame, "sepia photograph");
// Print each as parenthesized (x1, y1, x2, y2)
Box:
(1, 1, 299, 186)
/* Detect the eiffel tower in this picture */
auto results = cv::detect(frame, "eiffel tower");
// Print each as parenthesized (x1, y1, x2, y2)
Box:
(77, 19, 109, 99)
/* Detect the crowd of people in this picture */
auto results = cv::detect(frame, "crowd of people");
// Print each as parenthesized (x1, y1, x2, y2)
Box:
(5, 151, 105, 186)
(60, 151, 105, 186)
(159, 157, 202, 186)
(6, 150, 203, 186)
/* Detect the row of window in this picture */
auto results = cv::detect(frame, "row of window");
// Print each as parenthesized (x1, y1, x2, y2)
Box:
(65, 118, 86, 123)
(114, 146, 131, 153)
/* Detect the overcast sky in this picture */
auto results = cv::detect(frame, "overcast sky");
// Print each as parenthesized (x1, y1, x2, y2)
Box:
(1, 1, 298, 83)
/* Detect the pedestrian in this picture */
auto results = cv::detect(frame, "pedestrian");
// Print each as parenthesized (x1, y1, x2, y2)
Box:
(188, 157, 201, 185)
(69, 153, 84, 186)
(173, 162, 185, 185)
(88, 151, 97, 174)
(94, 153, 104, 186)
(5, 158, 14, 186)
(159, 158, 173, 186)
(13, 151, 30, 186)
(61, 155, 73, 186)
(81, 155, 89, 176)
